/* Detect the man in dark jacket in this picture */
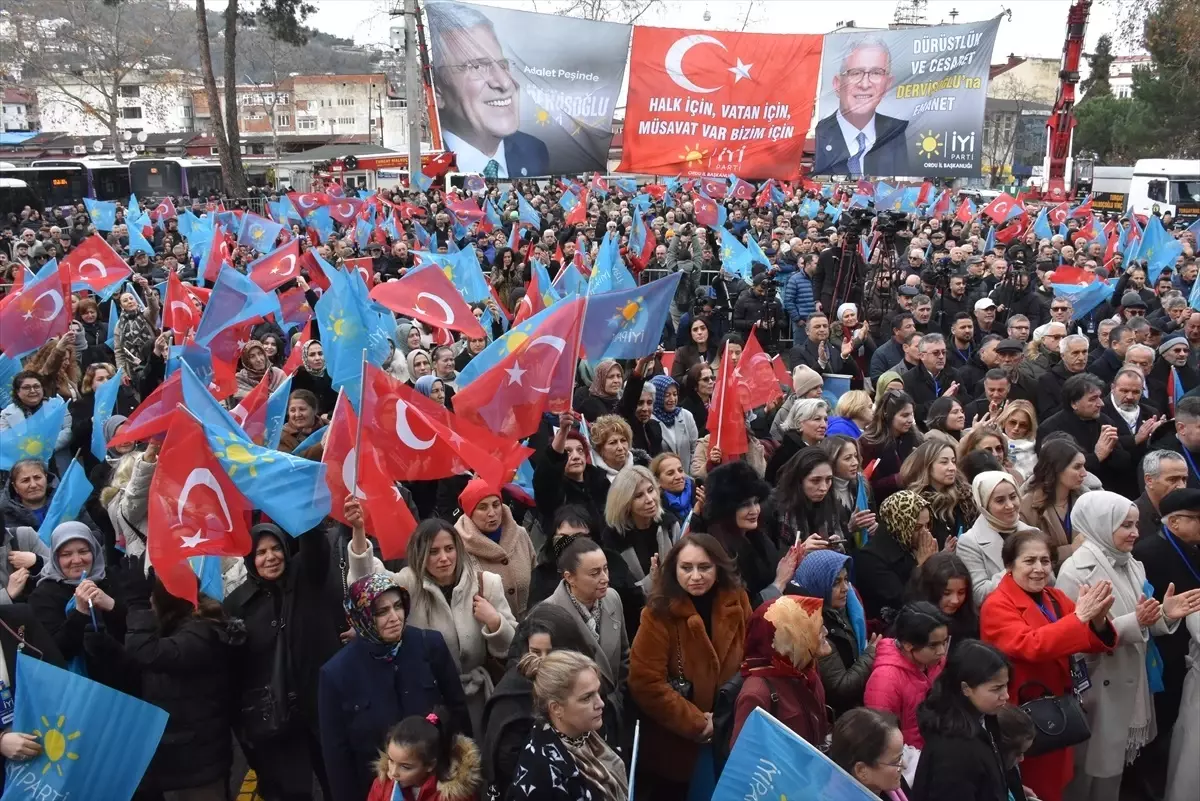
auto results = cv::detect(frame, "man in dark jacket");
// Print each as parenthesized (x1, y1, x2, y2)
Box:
(1103, 368, 1165, 471)
(1037, 333, 1090, 420)
(1134, 489, 1200, 784)
(732, 273, 785, 351)
(1038, 373, 1136, 498)
(1152, 335, 1200, 415)
(868, 312, 916, 383)
(787, 312, 859, 379)
(933, 273, 972, 335)
(901, 333, 958, 425)
(1091, 324, 1135, 387)
(954, 335, 1000, 404)
(945, 313, 975, 371)
(1134, 451, 1187, 542)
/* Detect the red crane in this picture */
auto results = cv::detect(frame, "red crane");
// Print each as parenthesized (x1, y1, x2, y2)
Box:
(1041, 0, 1092, 202)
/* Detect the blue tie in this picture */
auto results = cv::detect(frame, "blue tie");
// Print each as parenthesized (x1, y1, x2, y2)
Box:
(848, 132, 867, 177)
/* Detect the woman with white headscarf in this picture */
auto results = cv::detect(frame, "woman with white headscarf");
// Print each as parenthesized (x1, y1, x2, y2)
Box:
(1057, 491, 1200, 801)
(957, 471, 1039, 607)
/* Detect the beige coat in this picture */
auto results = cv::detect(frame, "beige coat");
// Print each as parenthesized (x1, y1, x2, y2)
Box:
(1056, 541, 1177, 778)
(347, 542, 517, 735)
(454, 507, 536, 618)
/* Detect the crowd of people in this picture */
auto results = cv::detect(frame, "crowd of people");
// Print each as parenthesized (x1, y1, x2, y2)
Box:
(1, 176, 1200, 801)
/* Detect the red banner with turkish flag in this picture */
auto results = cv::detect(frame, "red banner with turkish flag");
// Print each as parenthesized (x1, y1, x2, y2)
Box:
(618, 27, 823, 179)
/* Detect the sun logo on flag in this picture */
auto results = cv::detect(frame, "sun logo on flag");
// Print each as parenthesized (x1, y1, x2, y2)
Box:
(916, 130, 943, 157)
(613, 297, 644, 327)
(678, 143, 707, 164)
(32, 714, 81, 777)
(211, 435, 275, 478)
(18, 436, 46, 459)
(501, 330, 530, 356)
(250, 225, 264, 241)
(329, 311, 352, 340)
(534, 107, 551, 126)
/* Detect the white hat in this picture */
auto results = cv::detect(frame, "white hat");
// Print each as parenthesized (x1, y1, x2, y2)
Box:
(974, 297, 997, 311)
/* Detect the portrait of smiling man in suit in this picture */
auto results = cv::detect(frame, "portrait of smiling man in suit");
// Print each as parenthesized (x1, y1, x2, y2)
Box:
(813, 37, 911, 178)
(428, 2, 550, 179)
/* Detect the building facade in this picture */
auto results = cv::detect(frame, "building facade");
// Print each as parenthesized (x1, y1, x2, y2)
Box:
(2, 88, 37, 132)
(1107, 54, 1153, 99)
(33, 70, 198, 137)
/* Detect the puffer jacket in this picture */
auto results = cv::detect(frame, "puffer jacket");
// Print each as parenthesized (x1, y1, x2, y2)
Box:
(863, 636, 945, 749)
(782, 269, 816, 325)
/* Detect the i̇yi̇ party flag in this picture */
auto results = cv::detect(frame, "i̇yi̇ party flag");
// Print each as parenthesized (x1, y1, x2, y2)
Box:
(0, 653, 168, 801)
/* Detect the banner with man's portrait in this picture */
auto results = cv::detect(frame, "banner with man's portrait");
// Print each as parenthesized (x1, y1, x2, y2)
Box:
(812, 17, 1002, 179)
(425, 1, 631, 178)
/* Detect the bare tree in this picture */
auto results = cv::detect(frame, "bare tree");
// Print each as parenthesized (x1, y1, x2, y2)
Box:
(983, 74, 1042, 186)
(243, 33, 291, 159)
(547, 0, 663, 23)
(7, 0, 185, 160)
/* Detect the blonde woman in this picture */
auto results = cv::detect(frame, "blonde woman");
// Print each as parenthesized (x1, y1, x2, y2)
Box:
(828, 389, 873, 439)
(899, 440, 978, 549)
(995, 400, 1038, 481)
(599, 465, 680, 601)
(957, 425, 1023, 485)
(346, 513, 517, 736)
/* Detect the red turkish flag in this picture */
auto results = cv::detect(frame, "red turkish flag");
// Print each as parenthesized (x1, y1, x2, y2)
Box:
(734, 325, 783, 408)
(566, 188, 589, 226)
(619, 27, 823, 179)
(163, 271, 201, 336)
(955, 201, 976, 224)
(60, 234, 132, 294)
(328, 198, 364, 224)
(344, 257, 376, 290)
(107, 373, 183, 448)
(1070, 196, 1094, 218)
(151, 197, 177, 222)
(709, 344, 748, 458)
(202, 224, 233, 283)
(370, 266, 487, 338)
(981, 193, 1019, 223)
(422, 151, 456, 179)
(694, 195, 719, 227)
(322, 391, 415, 559)
(995, 214, 1030, 244)
(247, 239, 302, 292)
(360, 364, 529, 489)
(701, 178, 728, 199)
(148, 411, 252, 605)
(771, 355, 793, 391)
(282, 320, 312, 375)
(287, 192, 329, 215)
(1048, 202, 1071, 227)
(297, 249, 331, 295)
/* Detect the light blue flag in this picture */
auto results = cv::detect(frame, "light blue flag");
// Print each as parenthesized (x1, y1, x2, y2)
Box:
(306, 206, 335, 244)
(1139, 215, 1185, 284)
(36, 458, 93, 545)
(413, 171, 434, 192)
(582, 273, 681, 361)
(823, 202, 842, 223)
(262, 375, 292, 450)
(518, 193, 541, 228)
(413, 220, 432, 249)
(314, 265, 392, 404)
(719, 228, 752, 280)
(90, 367, 125, 462)
(0, 352, 19, 409)
(1053, 278, 1117, 321)
(615, 177, 637, 195)
(290, 425, 328, 455)
(630, 193, 652, 213)
(178, 359, 245, 438)
(1033, 207, 1053, 240)
(128, 193, 142, 217)
(0, 397, 66, 470)
(712, 707, 877, 801)
(529, 261, 561, 309)
(200, 421, 331, 537)
(984, 225, 996, 253)
(126, 220, 155, 257)
(105, 296, 120, 348)
(559, 191, 579, 214)
(553, 264, 588, 297)
(445, 244, 492, 303)
(848, 193, 870, 209)
(0, 653, 168, 801)
(586, 233, 635, 294)
(355, 216, 375, 251)
(237, 212, 284, 253)
(745, 234, 770, 269)
(194, 265, 284, 347)
(189, 555, 225, 600)
(873, 182, 895, 205)
(1185, 217, 1200, 239)
(1092, 220, 1108, 252)
(82, 198, 117, 231)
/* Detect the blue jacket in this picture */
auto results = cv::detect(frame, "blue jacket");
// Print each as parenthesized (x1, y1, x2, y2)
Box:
(318, 627, 468, 801)
(783, 270, 816, 324)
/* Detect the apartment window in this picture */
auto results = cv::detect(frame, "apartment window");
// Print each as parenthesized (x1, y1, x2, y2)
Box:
(337, 97, 355, 107)
(120, 107, 143, 119)
(120, 85, 141, 98)
(337, 117, 356, 126)
(297, 118, 317, 130)
(387, 98, 406, 109)
(276, 114, 291, 126)
(210, 146, 220, 155)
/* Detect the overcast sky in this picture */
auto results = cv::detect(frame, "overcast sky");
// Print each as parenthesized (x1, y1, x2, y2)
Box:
(296, 0, 1127, 60)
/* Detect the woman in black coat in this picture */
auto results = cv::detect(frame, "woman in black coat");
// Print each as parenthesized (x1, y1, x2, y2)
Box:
(68, 364, 138, 473)
(72, 298, 114, 372)
(289, 339, 338, 416)
(224, 521, 343, 801)
(532, 415, 611, 533)
(619, 359, 664, 458)
(854, 490, 936, 622)
(124, 569, 246, 800)
(27, 523, 131, 692)
(480, 605, 593, 798)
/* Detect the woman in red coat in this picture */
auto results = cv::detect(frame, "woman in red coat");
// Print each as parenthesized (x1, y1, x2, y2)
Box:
(980, 530, 1117, 801)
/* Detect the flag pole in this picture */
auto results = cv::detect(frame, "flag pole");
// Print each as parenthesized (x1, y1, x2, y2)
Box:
(714, 343, 729, 461)
(351, 351, 366, 498)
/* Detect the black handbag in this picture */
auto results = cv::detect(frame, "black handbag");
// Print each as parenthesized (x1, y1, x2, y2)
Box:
(1017, 679, 1091, 757)
(239, 593, 295, 742)
(666, 629, 693, 700)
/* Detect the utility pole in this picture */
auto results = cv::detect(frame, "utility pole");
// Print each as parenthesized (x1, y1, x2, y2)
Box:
(404, 0, 423, 183)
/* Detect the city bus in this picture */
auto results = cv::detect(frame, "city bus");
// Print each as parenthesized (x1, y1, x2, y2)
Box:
(30, 158, 131, 200)
(128, 157, 224, 200)
(1128, 159, 1200, 222)
(0, 165, 89, 208)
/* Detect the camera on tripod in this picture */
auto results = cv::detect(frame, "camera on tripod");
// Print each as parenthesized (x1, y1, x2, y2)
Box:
(876, 211, 909, 236)
(840, 207, 875, 234)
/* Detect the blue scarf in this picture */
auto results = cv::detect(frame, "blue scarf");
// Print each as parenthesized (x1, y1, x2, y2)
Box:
(650, 374, 681, 427)
(662, 477, 695, 520)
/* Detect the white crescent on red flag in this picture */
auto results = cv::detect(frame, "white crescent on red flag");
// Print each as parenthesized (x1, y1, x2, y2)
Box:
(247, 239, 303, 292)
(370, 266, 488, 339)
(59, 234, 133, 293)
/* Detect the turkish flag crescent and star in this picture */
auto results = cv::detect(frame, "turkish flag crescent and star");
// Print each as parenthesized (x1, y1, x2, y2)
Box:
(618, 28, 824, 179)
